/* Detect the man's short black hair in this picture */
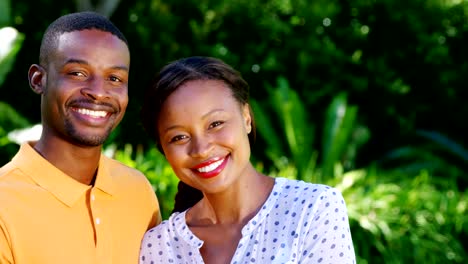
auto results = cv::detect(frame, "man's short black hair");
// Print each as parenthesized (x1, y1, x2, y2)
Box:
(39, 11, 128, 65)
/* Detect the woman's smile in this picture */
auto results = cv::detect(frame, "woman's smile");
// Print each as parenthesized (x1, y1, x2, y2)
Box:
(158, 79, 253, 193)
(191, 155, 230, 179)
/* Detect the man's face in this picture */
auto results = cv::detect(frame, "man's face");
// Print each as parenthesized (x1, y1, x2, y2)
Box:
(37, 29, 130, 147)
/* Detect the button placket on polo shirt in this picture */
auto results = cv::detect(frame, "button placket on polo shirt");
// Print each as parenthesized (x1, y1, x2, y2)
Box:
(90, 193, 100, 225)
(91, 189, 112, 264)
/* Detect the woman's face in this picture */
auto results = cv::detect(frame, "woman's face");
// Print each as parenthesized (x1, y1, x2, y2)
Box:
(157, 79, 252, 194)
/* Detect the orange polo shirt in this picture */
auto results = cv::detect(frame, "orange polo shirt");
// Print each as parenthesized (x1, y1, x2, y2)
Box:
(0, 142, 161, 264)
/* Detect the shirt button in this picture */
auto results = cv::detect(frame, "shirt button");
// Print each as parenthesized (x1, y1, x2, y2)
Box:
(95, 218, 101, 225)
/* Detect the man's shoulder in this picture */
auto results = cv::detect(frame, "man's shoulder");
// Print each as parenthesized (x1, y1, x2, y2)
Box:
(100, 155, 151, 188)
(101, 155, 143, 175)
(0, 160, 20, 181)
(0, 161, 30, 210)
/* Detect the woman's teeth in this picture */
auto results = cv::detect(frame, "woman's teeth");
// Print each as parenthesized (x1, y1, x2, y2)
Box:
(197, 159, 224, 173)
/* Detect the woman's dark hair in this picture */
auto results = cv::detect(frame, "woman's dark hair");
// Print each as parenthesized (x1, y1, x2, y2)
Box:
(141, 56, 256, 213)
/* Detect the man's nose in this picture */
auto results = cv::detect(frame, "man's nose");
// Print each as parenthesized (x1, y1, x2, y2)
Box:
(81, 77, 109, 100)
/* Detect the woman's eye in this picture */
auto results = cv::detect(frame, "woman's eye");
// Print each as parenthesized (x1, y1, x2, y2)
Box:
(209, 121, 224, 129)
(170, 135, 187, 143)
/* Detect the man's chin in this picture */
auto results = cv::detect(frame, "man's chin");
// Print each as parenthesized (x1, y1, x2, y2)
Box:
(65, 124, 113, 147)
(70, 133, 110, 147)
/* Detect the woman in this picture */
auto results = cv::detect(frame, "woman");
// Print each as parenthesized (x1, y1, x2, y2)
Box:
(140, 56, 355, 263)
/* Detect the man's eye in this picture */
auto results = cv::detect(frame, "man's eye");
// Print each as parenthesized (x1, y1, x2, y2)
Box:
(69, 71, 86, 77)
(109, 75, 122, 82)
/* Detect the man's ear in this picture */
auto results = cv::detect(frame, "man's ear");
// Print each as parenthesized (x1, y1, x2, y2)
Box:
(28, 64, 46, 94)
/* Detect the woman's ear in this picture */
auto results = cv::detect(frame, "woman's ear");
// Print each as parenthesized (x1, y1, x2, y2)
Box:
(28, 64, 46, 94)
(242, 103, 252, 134)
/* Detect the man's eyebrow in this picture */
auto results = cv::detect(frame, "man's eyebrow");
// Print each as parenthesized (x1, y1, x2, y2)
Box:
(64, 58, 129, 72)
(111, 65, 130, 72)
(64, 58, 89, 65)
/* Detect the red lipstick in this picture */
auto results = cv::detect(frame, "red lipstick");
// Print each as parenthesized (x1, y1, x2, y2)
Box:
(192, 155, 229, 179)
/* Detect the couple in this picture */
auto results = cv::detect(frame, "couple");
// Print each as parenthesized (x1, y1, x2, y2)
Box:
(0, 12, 355, 264)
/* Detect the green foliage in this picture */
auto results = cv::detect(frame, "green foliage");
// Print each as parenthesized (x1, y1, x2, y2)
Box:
(0, 102, 30, 161)
(339, 168, 468, 263)
(0, 0, 24, 87)
(416, 130, 468, 163)
(251, 77, 368, 183)
(379, 129, 467, 187)
(0, 27, 24, 87)
(321, 92, 359, 179)
(251, 77, 318, 182)
(0, 102, 30, 134)
(0, 5, 28, 161)
(0, 0, 11, 26)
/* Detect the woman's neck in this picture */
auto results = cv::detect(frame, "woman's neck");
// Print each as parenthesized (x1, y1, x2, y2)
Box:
(187, 172, 275, 226)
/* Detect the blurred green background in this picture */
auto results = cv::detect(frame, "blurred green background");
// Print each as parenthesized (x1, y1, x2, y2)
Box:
(1, 0, 467, 263)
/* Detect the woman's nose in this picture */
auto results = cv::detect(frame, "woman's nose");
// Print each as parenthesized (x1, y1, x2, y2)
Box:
(189, 135, 213, 159)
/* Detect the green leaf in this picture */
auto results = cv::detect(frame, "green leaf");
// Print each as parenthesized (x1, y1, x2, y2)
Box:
(250, 98, 284, 161)
(321, 93, 357, 178)
(0, 0, 11, 27)
(0, 27, 24, 87)
(416, 130, 468, 163)
(0, 101, 30, 130)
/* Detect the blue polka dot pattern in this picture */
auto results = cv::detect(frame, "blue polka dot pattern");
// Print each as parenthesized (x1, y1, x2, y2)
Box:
(139, 178, 355, 263)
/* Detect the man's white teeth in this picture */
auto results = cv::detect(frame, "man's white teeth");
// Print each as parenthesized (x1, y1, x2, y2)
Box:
(198, 159, 224, 173)
(76, 108, 107, 118)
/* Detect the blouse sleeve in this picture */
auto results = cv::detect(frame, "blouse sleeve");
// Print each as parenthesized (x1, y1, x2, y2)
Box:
(299, 187, 356, 263)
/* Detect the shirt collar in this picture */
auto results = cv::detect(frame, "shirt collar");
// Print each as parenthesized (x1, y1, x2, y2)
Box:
(94, 154, 115, 195)
(12, 142, 115, 207)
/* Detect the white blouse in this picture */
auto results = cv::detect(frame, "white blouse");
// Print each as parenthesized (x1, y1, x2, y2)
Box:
(140, 177, 355, 264)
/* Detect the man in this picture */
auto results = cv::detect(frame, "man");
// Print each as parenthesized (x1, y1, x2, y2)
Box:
(0, 11, 161, 264)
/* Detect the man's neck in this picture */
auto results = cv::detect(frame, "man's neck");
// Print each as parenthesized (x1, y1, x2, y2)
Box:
(32, 139, 102, 185)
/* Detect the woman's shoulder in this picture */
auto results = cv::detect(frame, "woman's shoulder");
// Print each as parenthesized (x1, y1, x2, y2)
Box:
(272, 177, 345, 208)
(275, 177, 337, 195)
